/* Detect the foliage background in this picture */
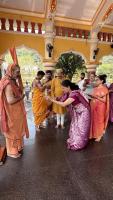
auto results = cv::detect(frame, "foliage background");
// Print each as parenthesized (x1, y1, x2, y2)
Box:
(4, 48, 113, 84)
(55, 52, 86, 80)
(97, 55, 113, 83)
(5, 47, 44, 85)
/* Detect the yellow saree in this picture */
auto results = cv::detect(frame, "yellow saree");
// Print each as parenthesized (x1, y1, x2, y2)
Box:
(32, 84, 48, 126)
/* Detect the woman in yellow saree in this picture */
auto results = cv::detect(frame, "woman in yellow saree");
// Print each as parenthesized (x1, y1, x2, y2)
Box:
(32, 71, 49, 131)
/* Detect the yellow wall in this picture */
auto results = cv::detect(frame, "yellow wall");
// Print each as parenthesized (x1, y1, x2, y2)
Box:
(97, 43, 113, 61)
(54, 38, 90, 61)
(55, 20, 91, 30)
(0, 11, 113, 63)
(54, 38, 113, 62)
(0, 31, 112, 63)
(0, 32, 45, 57)
(101, 27, 113, 33)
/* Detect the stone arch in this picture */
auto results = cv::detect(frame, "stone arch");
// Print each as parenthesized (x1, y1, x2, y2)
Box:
(99, 53, 113, 62)
(2, 44, 43, 63)
(56, 50, 87, 63)
(55, 50, 87, 81)
(2, 45, 44, 84)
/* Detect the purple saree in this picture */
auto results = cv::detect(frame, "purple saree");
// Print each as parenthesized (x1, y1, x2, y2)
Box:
(67, 91, 90, 150)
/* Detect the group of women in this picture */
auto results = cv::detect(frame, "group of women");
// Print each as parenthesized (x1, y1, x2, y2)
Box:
(0, 61, 112, 158)
(32, 70, 112, 151)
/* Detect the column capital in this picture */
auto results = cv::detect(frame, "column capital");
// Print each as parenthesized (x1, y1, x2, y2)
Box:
(44, 19, 54, 33)
(86, 61, 100, 73)
(44, 32, 55, 39)
(89, 30, 99, 44)
(89, 38, 99, 44)
(43, 59, 57, 71)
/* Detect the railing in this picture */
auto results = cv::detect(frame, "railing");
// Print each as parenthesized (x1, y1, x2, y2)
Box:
(55, 26, 90, 39)
(55, 26, 113, 42)
(98, 32, 113, 42)
(0, 18, 43, 34)
(0, 18, 113, 43)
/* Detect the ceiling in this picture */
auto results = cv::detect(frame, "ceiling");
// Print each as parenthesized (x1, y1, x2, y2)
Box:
(56, 0, 102, 21)
(0, 0, 45, 13)
(105, 11, 113, 26)
(0, 0, 112, 27)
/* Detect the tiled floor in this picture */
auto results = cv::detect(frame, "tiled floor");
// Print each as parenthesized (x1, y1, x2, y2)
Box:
(0, 101, 113, 200)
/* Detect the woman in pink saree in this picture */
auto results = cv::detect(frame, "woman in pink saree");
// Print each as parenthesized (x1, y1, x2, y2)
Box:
(88, 75, 109, 142)
(49, 80, 90, 150)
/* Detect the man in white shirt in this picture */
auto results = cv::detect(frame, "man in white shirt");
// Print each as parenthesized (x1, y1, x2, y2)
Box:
(24, 81, 31, 101)
(77, 72, 85, 90)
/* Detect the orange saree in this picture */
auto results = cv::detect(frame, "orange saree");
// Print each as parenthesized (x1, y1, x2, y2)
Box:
(32, 81, 48, 126)
(90, 85, 109, 139)
(0, 64, 29, 156)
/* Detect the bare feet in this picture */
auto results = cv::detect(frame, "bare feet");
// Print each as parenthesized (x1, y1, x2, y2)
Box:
(61, 125, 65, 129)
(36, 126, 40, 132)
(18, 147, 23, 152)
(95, 136, 102, 142)
(40, 124, 47, 129)
(55, 125, 65, 129)
(55, 124, 60, 128)
(7, 153, 21, 158)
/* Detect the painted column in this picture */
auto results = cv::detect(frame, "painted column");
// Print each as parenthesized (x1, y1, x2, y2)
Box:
(43, 18, 56, 70)
(90, 31, 99, 62)
(43, 0, 57, 71)
(86, 62, 98, 77)
(44, 19, 54, 60)
(87, 31, 99, 75)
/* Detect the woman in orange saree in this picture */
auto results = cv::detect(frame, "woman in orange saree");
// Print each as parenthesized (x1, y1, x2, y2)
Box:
(88, 75, 109, 142)
(32, 71, 49, 131)
(0, 64, 29, 158)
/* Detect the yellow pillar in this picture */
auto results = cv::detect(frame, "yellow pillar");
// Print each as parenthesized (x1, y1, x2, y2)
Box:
(43, 17, 56, 71)
(86, 31, 99, 75)
(86, 61, 99, 77)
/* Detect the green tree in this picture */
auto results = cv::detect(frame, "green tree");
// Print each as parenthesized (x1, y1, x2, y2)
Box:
(5, 47, 44, 85)
(97, 55, 113, 83)
(56, 52, 86, 80)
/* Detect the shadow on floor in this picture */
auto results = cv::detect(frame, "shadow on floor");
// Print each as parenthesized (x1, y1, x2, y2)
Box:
(0, 101, 113, 200)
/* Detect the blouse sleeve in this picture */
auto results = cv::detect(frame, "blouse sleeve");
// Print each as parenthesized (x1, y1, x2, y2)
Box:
(56, 93, 68, 102)
(69, 91, 77, 100)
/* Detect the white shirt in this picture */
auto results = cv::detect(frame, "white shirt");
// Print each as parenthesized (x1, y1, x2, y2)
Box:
(25, 85, 31, 92)
(77, 79, 85, 90)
